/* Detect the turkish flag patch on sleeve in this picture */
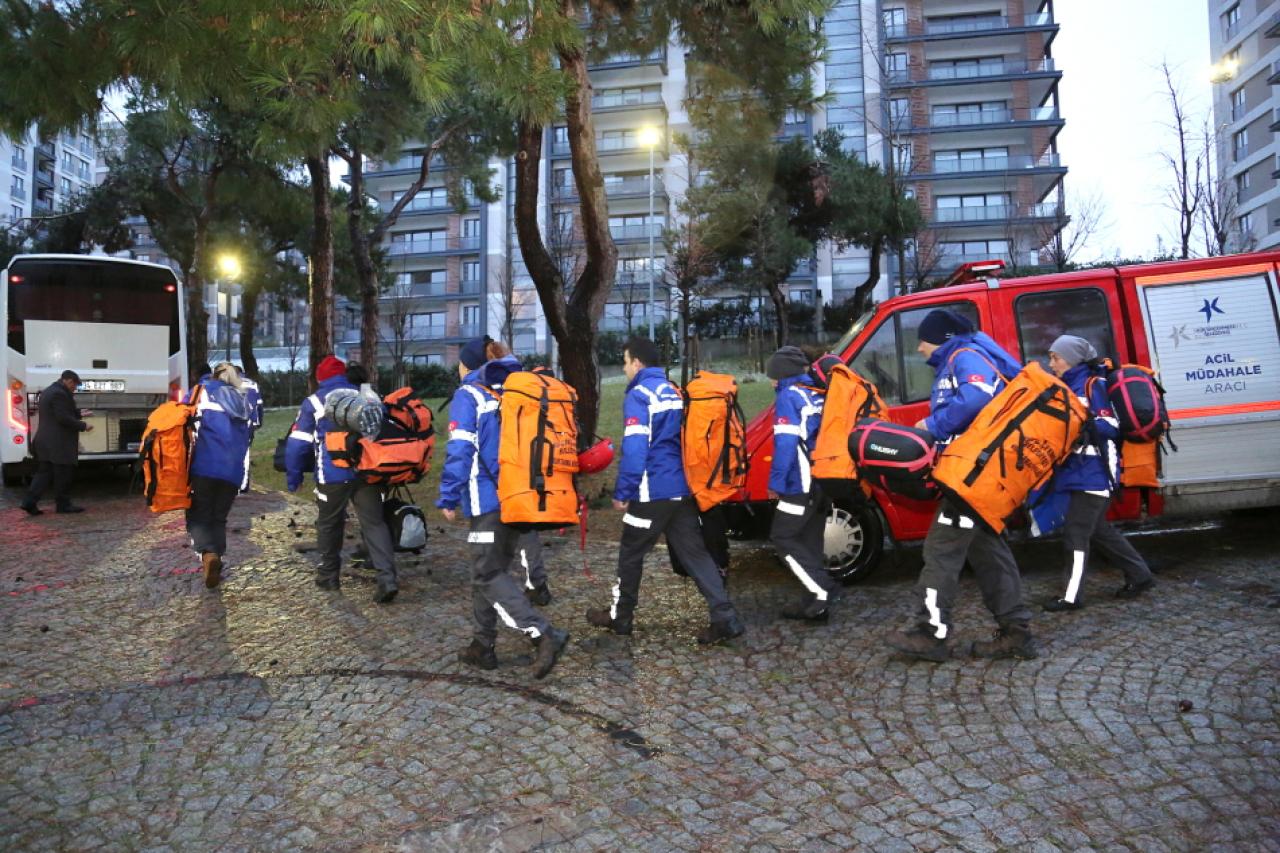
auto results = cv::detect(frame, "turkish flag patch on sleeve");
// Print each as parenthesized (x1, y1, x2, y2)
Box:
(625, 416, 640, 426)
(1098, 408, 1114, 418)
(967, 374, 986, 383)
(448, 421, 459, 432)
(775, 416, 790, 425)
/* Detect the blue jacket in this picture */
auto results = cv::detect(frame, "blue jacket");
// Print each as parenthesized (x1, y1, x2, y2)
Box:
(437, 356, 521, 516)
(285, 376, 360, 490)
(241, 377, 264, 435)
(1054, 362, 1119, 495)
(769, 375, 824, 496)
(189, 377, 252, 486)
(924, 333, 1023, 443)
(614, 366, 689, 503)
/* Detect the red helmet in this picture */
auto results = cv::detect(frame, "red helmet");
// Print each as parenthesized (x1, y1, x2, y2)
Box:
(577, 437, 615, 474)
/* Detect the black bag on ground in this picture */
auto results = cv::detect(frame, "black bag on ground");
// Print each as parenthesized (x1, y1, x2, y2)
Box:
(848, 418, 939, 501)
(384, 488, 428, 552)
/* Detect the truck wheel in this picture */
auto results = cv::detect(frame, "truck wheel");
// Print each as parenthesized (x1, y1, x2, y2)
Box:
(824, 500, 885, 583)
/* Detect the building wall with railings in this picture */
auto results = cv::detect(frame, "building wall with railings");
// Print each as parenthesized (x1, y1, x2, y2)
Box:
(1209, 0, 1280, 252)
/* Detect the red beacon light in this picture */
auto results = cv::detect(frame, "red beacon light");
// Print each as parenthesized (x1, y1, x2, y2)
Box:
(9, 274, 23, 284)
(164, 283, 177, 292)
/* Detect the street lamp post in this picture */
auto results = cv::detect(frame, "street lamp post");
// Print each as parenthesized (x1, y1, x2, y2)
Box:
(218, 254, 241, 362)
(638, 126, 662, 342)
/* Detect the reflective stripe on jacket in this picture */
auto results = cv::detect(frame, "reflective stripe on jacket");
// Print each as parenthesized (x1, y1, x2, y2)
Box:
(769, 375, 823, 495)
(615, 366, 689, 503)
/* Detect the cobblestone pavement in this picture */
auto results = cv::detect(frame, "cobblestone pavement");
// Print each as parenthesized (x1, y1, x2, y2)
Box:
(1, 473, 1278, 852)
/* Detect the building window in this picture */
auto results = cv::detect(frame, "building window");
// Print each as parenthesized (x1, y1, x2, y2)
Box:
(889, 98, 910, 128)
(10, 204, 22, 221)
(552, 126, 569, 146)
(931, 101, 1007, 126)
(850, 302, 981, 405)
(462, 218, 481, 238)
(935, 193, 1010, 222)
(1236, 171, 1251, 195)
(886, 52, 908, 78)
(59, 177, 73, 196)
(1234, 128, 1249, 161)
(1231, 87, 1246, 122)
(1240, 211, 1253, 235)
(929, 56, 1004, 81)
(892, 142, 913, 172)
(462, 261, 480, 284)
(882, 7, 906, 37)
(1223, 4, 1240, 39)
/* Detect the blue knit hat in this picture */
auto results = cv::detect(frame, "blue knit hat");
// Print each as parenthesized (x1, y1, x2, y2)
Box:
(459, 336, 492, 370)
(917, 309, 974, 345)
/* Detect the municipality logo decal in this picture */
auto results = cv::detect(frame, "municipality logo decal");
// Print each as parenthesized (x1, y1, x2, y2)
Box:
(1198, 297, 1225, 323)
(1169, 325, 1190, 348)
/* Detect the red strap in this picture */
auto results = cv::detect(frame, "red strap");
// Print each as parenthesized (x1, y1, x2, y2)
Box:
(947, 346, 1008, 383)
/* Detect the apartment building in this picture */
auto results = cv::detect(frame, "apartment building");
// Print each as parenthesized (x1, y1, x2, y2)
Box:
(1209, 0, 1280, 251)
(353, 0, 1067, 366)
(882, 0, 1066, 277)
(1, 125, 97, 230)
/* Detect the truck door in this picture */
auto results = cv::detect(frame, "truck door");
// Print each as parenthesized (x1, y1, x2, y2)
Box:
(1136, 263, 1280, 502)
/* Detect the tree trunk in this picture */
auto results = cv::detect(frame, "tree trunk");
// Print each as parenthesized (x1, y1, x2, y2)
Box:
(852, 243, 883, 318)
(186, 216, 210, 373)
(238, 287, 261, 380)
(512, 31, 618, 448)
(679, 280, 692, 386)
(305, 153, 334, 385)
(768, 280, 789, 349)
(346, 150, 381, 372)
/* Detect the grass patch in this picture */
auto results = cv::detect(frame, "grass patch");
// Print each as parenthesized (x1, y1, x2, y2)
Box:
(249, 376, 778, 504)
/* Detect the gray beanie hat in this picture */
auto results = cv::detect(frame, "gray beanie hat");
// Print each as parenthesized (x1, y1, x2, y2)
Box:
(766, 346, 811, 380)
(1049, 334, 1097, 368)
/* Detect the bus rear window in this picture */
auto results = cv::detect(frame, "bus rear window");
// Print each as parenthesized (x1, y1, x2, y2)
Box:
(6, 259, 181, 355)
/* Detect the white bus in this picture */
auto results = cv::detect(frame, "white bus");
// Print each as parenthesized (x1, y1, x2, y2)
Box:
(1, 254, 187, 485)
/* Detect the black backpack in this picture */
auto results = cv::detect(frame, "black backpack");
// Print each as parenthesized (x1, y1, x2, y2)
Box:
(384, 487, 428, 553)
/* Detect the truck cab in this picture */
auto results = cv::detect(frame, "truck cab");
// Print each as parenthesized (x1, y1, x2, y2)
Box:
(728, 252, 1280, 581)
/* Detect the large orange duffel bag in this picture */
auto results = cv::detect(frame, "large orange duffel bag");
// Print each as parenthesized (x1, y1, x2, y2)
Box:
(681, 371, 748, 511)
(932, 362, 1088, 533)
(810, 361, 886, 500)
(498, 371, 580, 529)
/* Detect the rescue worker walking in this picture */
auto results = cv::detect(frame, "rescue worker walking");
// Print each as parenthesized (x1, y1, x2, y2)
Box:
(766, 346, 843, 622)
(186, 362, 252, 589)
(285, 355, 399, 603)
(438, 337, 568, 678)
(887, 309, 1039, 661)
(21, 370, 92, 515)
(585, 337, 745, 644)
(1042, 335, 1156, 611)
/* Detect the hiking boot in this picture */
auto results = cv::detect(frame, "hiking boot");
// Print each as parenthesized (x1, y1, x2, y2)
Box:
(374, 582, 398, 604)
(315, 575, 340, 591)
(458, 640, 497, 671)
(202, 552, 222, 590)
(696, 617, 745, 646)
(886, 625, 952, 662)
(1115, 578, 1155, 599)
(55, 505, 85, 514)
(19, 501, 41, 516)
(970, 624, 1040, 660)
(525, 582, 552, 607)
(532, 627, 569, 679)
(1043, 597, 1083, 613)
(585, 607, 633, 635)
(780, 595, 830, 623)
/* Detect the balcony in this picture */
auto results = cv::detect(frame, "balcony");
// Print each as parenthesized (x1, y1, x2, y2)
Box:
(1233, 100, 1247, 122)
(1271, 109, 1280, 132)
(393, 195, 479, 217)
(890, 58, 1057, 87)
(591, 89, 665, 113)
(885, 11, 1055, 42)
(1268, 62, 1280, 85)
(917, 152, 1063, 178)
(386, 235, 481, 257)
(33, 196, 53, 213)
(1234, 144, 1249, 163)
(553, 175, 666, 200)
(552, 133, 666, 158)
(358, 154, 449, 181)
(1224, 19, 1242, 43)
(914, 105, 1061, 133)
(35, 142, 55, 162)
(10, 153, 26, 170)
(587, 48, 667, 72)
(610, 222, 664, 243)
(33, 167, 54, 188)
(1267, 11, 1280, 38)
(931, 202, 1063, 226)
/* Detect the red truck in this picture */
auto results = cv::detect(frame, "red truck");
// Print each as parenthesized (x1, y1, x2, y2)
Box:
(725, 252, 1280, 581)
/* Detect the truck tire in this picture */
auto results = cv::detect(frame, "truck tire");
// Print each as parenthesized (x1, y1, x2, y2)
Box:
(824, 499, 885, 583)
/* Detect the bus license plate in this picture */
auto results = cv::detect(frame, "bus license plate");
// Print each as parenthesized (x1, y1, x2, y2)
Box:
(80, 380, 126, 392)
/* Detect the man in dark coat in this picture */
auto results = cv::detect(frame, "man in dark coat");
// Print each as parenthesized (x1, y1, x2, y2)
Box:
(21, 370, 92, 515)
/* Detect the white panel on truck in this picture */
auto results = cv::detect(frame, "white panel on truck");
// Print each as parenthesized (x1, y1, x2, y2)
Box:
(1140, 269, 1280, 486)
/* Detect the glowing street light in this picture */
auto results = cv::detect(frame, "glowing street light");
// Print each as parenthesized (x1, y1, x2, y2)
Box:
(217, 254, 241, 359)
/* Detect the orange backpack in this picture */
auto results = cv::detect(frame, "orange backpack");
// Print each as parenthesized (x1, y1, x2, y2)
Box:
(325, 388, 435, 486)
(497, 371, 580, 528)
(809, 362, 886, 499)
(139, 385, 202, 513)
(932, 361, 1088, 533)
(681, 371, 748, 511)
(1120, 440, 1160, 489)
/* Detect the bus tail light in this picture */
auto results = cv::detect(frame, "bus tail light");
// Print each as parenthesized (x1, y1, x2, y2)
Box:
(169, 380, 182, 402)
(7, 379, 28, 440)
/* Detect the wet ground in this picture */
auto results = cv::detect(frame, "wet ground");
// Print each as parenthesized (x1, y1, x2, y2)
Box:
(1, 469, 1278, 851)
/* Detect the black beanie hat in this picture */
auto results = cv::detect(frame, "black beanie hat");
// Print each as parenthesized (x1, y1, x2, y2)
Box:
(459, 336, 492, 370)
(766, 346, 811, 380)
(917, 309, 973, 345)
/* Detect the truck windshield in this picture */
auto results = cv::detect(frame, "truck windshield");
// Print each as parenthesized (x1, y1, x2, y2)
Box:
(6, 258, 181, 355)
(830, 309, 876, 359)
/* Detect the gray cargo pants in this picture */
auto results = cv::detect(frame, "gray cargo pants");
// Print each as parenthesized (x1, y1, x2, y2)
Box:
(469, 512, 552, 645)
(514, 531, 548, 590)
(316, 481, 397, 588)
(614, 497, 738, 624)
(770, 491, 841, 601)
(914, 501, 1031, 639)
(1060, 492, 1153, 603)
